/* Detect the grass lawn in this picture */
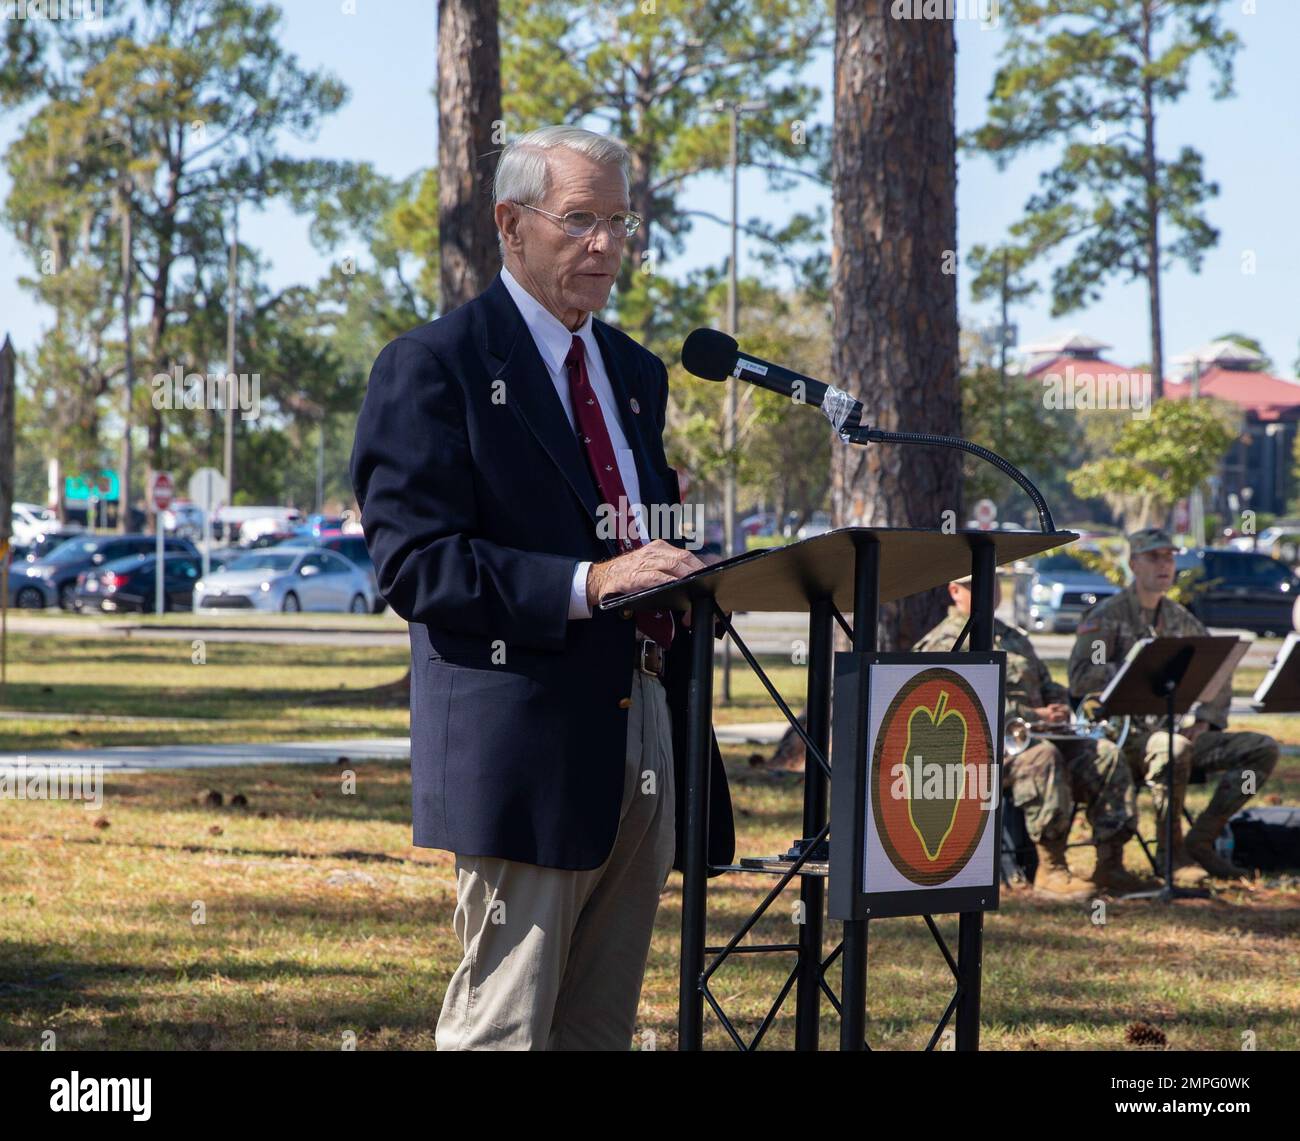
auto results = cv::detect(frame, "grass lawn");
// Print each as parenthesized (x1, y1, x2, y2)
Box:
(0, 631, 1297, 1050)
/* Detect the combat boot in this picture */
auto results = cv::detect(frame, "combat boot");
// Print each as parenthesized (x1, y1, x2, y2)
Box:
(1088, 838, 1159, 894)
(1155, 837, 1210, 886)
(1032, 838, 1092, 899)
(1185, 810, 1248, 881)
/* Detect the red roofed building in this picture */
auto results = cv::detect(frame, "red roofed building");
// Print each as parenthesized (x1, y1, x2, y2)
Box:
(1166, 342, 1300, 515)
(1013, 333, 1300, 517)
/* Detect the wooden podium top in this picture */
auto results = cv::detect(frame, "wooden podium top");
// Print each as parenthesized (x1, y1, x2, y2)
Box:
(600, 527, 1077, 614)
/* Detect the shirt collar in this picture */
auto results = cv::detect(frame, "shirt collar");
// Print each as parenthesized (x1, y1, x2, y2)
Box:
(500, 264, 596, 375)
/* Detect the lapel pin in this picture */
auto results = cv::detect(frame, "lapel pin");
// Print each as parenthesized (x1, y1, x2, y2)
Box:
(629, 397, 640, 414)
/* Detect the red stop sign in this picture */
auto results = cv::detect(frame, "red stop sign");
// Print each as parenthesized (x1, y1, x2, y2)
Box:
(150, 472, 174, 512)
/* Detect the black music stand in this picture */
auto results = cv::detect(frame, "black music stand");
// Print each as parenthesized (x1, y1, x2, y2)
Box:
(1252, 633, 1300, 712)
(603, 525, 1075, 1051)
(1096, 635, 1243, 902)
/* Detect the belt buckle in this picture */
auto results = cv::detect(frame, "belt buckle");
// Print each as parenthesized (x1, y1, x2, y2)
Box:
(638, 636, 662, 679)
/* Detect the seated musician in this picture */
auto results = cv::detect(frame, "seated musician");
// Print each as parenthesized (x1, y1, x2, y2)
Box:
(913, 574, 1150, 897)
(1068, 528, 1278, 884)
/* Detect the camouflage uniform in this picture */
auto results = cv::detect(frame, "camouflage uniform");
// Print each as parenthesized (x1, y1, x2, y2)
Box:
(913, 605, 1137, 846)
(1067, 579, 1279, 871)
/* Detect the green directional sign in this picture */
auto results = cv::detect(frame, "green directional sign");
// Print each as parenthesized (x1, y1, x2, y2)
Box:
(64, 469, 119, 503)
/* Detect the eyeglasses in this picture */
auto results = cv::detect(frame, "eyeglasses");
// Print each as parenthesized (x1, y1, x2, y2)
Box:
(516, 202, 642, 239)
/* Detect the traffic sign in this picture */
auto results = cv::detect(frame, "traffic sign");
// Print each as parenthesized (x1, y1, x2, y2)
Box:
(188, 467, 227, 514)
(149, 471, 175, 512)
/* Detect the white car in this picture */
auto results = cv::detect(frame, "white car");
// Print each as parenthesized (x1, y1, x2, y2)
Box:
(11, 502, 57, 547)
(193, 548, 376, 614)
(236, 515, 297, 546)
(161, 502, 206, 540)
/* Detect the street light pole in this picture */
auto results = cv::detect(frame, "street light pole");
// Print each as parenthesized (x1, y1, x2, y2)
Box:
(711, 97, 767, 704)
(1190, 354, 1207, 547)
(224, 202, 238, 507)
(118, 182, 134, 534)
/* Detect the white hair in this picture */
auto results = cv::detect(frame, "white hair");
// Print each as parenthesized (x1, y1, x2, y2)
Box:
(492, 126, 631, 259)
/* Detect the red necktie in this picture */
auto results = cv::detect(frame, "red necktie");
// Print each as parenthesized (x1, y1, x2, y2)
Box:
(564, 335, 674, 649)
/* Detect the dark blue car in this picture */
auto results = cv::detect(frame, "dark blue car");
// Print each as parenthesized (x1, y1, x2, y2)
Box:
(1176, 548, 1300, 635)
(11, 533, 198, 610)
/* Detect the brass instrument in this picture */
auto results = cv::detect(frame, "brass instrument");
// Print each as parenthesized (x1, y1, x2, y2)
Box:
(1003, 702, 1130, 757)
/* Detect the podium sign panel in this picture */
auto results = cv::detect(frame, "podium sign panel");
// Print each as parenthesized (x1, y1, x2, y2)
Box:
(831, 652, 1005, 921)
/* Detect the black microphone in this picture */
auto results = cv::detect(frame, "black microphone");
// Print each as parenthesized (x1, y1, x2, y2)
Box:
(680, 328, 849, 413)
(679, 327, 1057, 533)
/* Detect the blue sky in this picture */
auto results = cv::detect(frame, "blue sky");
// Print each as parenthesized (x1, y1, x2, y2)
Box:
(0, 0, 1295, 376)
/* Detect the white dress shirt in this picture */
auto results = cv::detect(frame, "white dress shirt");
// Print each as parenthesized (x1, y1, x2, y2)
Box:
(499, 265, 643, 620)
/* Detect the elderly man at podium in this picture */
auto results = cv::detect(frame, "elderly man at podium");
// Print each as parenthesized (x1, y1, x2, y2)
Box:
(350, 125, 734, 1050)
(913, 573, 1150, 897)
(1068, 527, 1278, 884)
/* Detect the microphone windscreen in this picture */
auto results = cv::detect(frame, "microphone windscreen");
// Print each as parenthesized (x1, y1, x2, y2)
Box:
(680, 328, 738, 382)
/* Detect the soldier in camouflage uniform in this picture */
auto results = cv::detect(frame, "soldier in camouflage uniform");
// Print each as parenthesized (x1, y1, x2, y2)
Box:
(913, 575, 1149, 898)
(1068, 527, 1279, 883)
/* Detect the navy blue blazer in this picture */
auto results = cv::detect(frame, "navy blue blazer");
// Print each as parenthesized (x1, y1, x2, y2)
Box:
(349, 272, 735, 873)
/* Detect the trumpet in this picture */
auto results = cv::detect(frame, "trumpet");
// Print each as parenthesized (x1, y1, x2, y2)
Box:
(1004, 705, 1131, 757)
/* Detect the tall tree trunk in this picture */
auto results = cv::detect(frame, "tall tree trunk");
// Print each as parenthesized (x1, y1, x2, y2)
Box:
(830, 0, 961, 652)
(438, 0, 502, 310)
(349, 1, 503, 708)
(1140, 1, 1164, 400)
(117, 190, 134, 533)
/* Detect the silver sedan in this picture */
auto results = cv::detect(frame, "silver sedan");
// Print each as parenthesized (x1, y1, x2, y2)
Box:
(193, 548, 376, 614)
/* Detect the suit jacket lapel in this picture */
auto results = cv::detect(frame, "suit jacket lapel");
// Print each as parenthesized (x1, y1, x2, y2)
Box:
(478, 273, 670, 555)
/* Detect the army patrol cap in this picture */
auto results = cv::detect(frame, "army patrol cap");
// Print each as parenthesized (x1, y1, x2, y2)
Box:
(951, 574, 972, 586)
(1127, 527, 1176, 556)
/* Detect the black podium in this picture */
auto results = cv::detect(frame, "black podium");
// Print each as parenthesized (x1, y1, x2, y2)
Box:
(603, 525, 1075, 1051)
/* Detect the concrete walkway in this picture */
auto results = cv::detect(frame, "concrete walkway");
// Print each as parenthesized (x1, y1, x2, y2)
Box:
(0, 737, 411, 775)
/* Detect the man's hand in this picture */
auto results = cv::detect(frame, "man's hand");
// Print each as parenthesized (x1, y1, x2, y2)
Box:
(1034, 703, 1072, 725)
(586, 539, 706, 608)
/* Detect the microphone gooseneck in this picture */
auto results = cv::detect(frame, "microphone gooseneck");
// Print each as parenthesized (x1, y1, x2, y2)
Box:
(679, 326, 1056, 534)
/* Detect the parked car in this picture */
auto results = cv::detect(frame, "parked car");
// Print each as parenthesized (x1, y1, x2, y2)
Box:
(161, 501, 206, 541)
(7, 527, 85, 566)
(194, 547, 243, 575)
(1175, 548, 1300, 635)
(73, 552, 202, 613)
(11, 533, 199, 610)
(193, 547, 375, 614)
(1013, 549, 1121, 633)
(275, 531, 385, 613)
(289, 514, 345, 540)
(242, 530, 299, 550)
(11, 502, 57, 547)
(212, 505, 303, 543)
(740, 511, 777, 538)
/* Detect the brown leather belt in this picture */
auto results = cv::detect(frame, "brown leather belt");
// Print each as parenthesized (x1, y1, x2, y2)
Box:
(636, 635, 666, 679)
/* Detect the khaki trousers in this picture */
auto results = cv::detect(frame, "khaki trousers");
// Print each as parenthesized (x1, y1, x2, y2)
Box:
(434, 664, 676, 1050)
